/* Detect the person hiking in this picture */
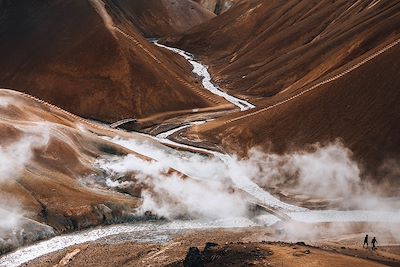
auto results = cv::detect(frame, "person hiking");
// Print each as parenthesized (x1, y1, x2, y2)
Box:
(363, 234, 369, 248)
(372, 237, 378, 250)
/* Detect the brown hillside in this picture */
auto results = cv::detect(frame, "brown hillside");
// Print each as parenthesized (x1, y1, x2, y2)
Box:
(0, 88, 137, 251)
(106, 0, 215, 37)
(0, 88, 193, 253)
(167, 0, 400, 100)
(0, 0, 226, 123)
(194, 0, 241, 14)
(188, 38, 400, 180)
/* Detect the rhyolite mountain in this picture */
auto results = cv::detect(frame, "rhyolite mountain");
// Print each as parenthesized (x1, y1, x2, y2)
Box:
(168, 0, 400, 179)
(0, 0, 226, 123)
(194, 0, 240, 14)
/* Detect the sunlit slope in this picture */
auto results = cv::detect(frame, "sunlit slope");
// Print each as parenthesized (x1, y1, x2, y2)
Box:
(0, 90, 140, 232)
(0, 89, 191, 253)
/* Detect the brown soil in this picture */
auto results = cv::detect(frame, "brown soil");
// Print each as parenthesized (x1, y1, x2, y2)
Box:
(194, 0, 240, 14)
(168, 0, 400, 99)
(185, 37, 400, 181)
(24, 228, 400, 267)
(106, 0, 215, 37)
(0, 0, 227, 123)
(168, 0, 400, 180)
(0, 89, 192, 253)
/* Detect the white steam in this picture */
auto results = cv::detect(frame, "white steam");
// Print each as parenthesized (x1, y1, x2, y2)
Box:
(94, 137, 395, 221)
(0, 126, 50, 237)
(0, 127, 50, 183)
(0, 97, 12, 108)
(246, 142, 362, 199)
(96, 155, 248, 219)
(0, 199, 23, 235)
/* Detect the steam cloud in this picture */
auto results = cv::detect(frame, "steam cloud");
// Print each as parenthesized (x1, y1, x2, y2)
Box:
(0, 126, 50, 236)
(96, 137, 397, 221)
(244, 142, 362, 199)
(96, 155, 248, 219)
(0, 97, 11, 108)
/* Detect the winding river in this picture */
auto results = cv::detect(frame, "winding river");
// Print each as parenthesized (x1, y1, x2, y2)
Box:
(153, 41, 255, 111)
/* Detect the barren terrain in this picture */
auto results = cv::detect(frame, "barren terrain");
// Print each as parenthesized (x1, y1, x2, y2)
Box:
(0, 1, 399, 266)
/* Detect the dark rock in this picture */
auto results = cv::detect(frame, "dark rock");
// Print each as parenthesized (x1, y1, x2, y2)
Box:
(0, 218, 55, 256)
(296, 242, 306, 246)
(183, 247, 204, 267)
(203, 242, 219, 252)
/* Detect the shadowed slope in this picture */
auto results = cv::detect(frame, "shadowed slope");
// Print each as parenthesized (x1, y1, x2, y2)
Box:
(106, 0, 215, 37)
(194, 0, 241, 14)
(0, 0, 225, 123)
(167, 0, 400, 100)
(189, 39, 400, 180)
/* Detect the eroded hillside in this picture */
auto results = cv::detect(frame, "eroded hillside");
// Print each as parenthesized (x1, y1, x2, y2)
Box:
(0, 0, 224, 123)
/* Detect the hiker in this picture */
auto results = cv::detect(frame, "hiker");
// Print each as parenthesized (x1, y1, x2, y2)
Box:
(372, 237, 378, 250)
(363, 234, 369, 248)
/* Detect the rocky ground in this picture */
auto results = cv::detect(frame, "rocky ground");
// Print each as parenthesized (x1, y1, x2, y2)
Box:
(23, 225, 400, 267)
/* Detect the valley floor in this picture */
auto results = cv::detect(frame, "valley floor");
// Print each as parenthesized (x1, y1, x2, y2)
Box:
(23, 224, 400, 267)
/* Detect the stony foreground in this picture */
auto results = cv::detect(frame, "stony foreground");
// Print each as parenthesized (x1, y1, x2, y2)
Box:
(24, 228, 400, 267)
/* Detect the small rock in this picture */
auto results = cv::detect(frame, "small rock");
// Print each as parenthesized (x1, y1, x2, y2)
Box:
(204, 242, 218, 252)
(183, 247, 204, 267)
(304, 250, 311, 254)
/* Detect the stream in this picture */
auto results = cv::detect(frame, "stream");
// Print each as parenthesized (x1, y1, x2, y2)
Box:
(153, 41, 255, 111)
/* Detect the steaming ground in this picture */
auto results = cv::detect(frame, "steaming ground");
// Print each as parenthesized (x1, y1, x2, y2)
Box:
(97, 134, 306, 217)
(1, 29, 399, 266)
(95, 135, 399, 217)
(1, 47, 399, 265)
(90, 132, 400, 248)
(2, 93, 398, 267)
(0, 124, 51, 242)
(2, 214, 400, 266)
(1, 90, 399, 266)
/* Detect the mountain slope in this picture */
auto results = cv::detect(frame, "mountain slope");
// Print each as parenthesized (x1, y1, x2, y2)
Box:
(0, 0, 226, 123)
(167, 0, 400, 100)
(106, 0, 215, 37)
(165, 0, 400, 179)
(0, 89, 136, 253)
(0, 88, 196, 254)
(194, 0, 240, 14)
(187, 38, 400, 180)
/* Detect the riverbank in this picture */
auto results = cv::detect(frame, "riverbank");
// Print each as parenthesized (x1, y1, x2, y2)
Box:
(21, 225, 400, 267)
